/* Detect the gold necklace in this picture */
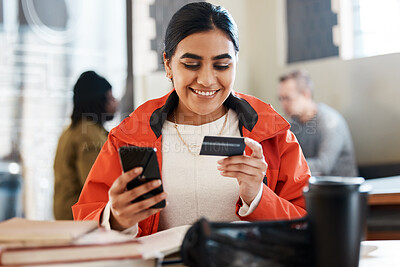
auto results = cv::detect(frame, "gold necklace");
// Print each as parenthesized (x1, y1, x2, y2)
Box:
(173, 108, 229, 156)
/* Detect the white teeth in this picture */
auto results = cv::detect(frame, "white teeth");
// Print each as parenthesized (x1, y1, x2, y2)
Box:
(193, 89, 217, 96)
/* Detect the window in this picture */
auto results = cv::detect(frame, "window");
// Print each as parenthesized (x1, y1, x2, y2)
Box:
(285, 0, 400, 62)
(0, 0, 127, 220)
(338, 0, 400, 59)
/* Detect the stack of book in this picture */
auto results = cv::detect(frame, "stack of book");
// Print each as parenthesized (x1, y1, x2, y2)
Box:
(0, 217, 190, 266)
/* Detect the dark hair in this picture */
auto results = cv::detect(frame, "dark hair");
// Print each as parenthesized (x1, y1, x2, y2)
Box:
(163, 2, 239, 60)
(71, 71, 112, 127)
(279, 69, 314, 94)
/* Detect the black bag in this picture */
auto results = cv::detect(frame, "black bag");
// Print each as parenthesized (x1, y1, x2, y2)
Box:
(181, 217, 312, 267)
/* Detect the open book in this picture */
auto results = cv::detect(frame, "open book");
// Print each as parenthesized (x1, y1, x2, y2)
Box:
(136, 224, 191, 259)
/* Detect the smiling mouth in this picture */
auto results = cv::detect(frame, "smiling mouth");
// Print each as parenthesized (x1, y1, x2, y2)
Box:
(190, 88, 220, 96)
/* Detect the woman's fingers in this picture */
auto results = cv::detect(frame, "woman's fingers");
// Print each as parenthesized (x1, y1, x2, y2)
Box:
(111, 205, 163, 230)
(126, 191, 167, 214)
(216, 138, 267, 205)
(112, 190, 167, 220)
(109, 167, 143, 196)
(218, 137, 267, 177)
(219, 169, 254, 181)
(244, 137, 264, 159)
(110, 193, 166, 230)
(218, 155, 267, 170)
(110, 179, 166, 211)
(218, 162, 260, 178)
(109, 167, 143, 212)
(125, 179, 162, 203)
(108, 166, 167, 230)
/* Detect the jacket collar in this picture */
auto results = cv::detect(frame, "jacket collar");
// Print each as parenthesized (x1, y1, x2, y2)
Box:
(115, 90, 289, 146)
(149, 90, 260, 138)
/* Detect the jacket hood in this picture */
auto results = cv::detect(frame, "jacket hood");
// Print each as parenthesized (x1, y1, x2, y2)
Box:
(110, 90, 290, 145)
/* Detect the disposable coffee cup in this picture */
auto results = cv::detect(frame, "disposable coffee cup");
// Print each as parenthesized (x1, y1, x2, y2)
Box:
(304, 176, 369, 267)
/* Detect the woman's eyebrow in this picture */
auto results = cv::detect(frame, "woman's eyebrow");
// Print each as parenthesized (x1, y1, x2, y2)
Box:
(180, 53, 202, 60)
(212, 54, 232, 60)
(179, 53, 232, 60)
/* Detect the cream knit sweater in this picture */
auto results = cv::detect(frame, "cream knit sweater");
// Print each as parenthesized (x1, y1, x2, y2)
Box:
(158, 109, 257, 230)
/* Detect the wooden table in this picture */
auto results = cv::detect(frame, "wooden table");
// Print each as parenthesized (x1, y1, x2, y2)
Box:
(364, 176, 400, 240)
(367, 176, 400, 205)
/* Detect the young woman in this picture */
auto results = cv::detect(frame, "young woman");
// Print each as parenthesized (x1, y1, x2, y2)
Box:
(73, 2, 310, 236)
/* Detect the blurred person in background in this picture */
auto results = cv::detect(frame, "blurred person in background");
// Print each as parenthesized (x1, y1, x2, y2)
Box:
(53, 71, 118, 220)
(278, 69, 358, 177)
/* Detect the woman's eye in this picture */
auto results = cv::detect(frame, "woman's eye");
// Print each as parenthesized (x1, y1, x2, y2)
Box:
(182, 62, 229, 70)
(215, 64, 229, 70)
(183, 63, 200, 69)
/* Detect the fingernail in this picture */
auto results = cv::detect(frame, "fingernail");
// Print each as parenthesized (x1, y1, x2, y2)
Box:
(135, 167, 143, 173)
(217, 159, 223, 164)
(153, 180, 161, 186)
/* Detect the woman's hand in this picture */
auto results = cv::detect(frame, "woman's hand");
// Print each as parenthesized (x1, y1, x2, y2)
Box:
(108, 167, 167, 231)
(217, 138, 267, 205)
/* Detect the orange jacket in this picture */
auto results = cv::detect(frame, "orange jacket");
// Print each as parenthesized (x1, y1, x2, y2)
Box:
(72, 90, 310, 236)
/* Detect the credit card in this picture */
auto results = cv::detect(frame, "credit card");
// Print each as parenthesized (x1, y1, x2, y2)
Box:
(199, 136, 245, 156)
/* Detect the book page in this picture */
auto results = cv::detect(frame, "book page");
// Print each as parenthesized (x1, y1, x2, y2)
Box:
(136, 224, 191, 259)
(74, 228, 135, 245)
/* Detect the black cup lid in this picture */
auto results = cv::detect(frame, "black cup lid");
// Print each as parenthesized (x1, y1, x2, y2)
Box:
(309, 176, 365, 186)
(304, 176, 367, 194)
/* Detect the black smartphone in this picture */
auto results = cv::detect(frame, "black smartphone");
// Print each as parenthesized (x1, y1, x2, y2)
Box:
(118, 146, 165, 209)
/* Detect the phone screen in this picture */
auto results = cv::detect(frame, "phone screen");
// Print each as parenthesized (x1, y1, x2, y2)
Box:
(118, 146, 165, 209)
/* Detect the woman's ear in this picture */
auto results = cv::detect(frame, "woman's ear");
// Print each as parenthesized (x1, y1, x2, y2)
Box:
(163, 52, 172, 79)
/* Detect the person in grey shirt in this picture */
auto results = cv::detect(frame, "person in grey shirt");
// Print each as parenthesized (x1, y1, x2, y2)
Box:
(278, 70, 358, 177)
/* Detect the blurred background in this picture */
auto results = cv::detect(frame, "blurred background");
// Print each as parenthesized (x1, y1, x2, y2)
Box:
(1, 0, 399, 221)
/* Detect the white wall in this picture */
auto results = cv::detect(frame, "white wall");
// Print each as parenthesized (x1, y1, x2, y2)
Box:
(241, 0, 400, 165)
(134, 0, 400, 166)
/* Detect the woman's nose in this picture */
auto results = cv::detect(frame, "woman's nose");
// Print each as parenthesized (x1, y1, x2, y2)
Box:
(197, 66, 217, 87)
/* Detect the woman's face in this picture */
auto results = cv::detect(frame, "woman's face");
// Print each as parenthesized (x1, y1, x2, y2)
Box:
(164, 29, 237, 123)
